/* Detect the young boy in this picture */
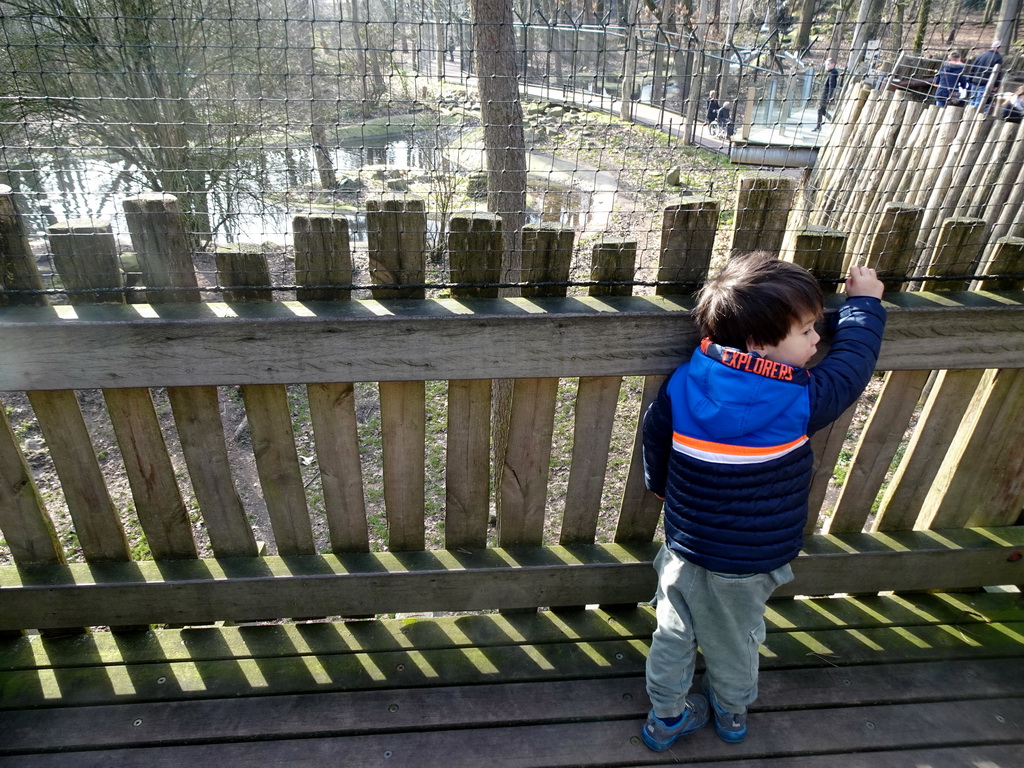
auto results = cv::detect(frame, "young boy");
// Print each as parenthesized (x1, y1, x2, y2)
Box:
(640, 252, 886, 752)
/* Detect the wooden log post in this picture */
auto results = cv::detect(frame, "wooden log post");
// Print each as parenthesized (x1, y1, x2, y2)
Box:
(0, 185, 47, 307)
(964, 120, 1019, 221)
(498, 224, 573, 547)
(49, 218, 196, 561)
(123, 194, 257, 558)
(934, 113, 995, 226)
(730, 173, 799, 258)
(617, 199, 718, 543)
(920, 112, 986, 245)
(561, 237, 636, 545)
(874, 238, 1024, 531)
(445, 212, 503, 549)
(215, 248, 315, 555)
(977, 120, 1024, 230)
(920, 217, 987, 293)
(825, 204, 923, 535)
(366, 194, 427, 551)
(294, 214, 368, 553)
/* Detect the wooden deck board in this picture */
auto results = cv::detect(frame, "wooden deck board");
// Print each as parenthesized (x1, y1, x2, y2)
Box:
(2, 594, 1021, 765)
(2, 699, 1022, 766)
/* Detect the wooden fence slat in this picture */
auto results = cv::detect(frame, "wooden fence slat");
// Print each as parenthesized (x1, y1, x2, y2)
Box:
(730, 173, 799, 257)
(293, 213, 368, 553)
(367, 195, 428, 551)
(49, 218, 197, 560)
(873, 369, 983, 531)
(164, 386, 256, 556)
(825, 370, 929, 534)
(826, 204, 921, 534)
(615, 373, 667, 543)
(124, 193, 256, 558)
(379, 381, 426, 551)
(0, 403, 62, 565)
(921, 368, 1024, 528)
(47, 219, 125, 305)
(498, 225, 573, 547)
(239, 383, 315, 555)
(561, 237, 636, 545)
(0, 186, 47, 307)
(789, 226, 847, 292)
(0, 198, 130, 565)
(977, 237, 1024, 292)
(875, 236, 1024, 531)
(657, 197, 719, 291)
(215, 249, 274, 303)
(103, 388, 197, 560)
(212, 249, 314, 555)
(366, 193, 427, 300)
(806, 403, 858, 533)
(444, 212, 503, 549)
(122, 194, 201, 303)
(27, 390, 130, 562)
(293, 214, 353, 302)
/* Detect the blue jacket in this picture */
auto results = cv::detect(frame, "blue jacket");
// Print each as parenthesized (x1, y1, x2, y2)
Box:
(643, 296, 886, 574)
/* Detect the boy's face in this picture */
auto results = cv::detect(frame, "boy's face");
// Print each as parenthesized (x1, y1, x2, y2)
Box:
(750, 313, 821, 368)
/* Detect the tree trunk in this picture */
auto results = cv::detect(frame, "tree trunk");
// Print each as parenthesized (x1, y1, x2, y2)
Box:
(290, 0, 336, 188)
(796, 0, 816, 51)
(471, 0, 528, 511)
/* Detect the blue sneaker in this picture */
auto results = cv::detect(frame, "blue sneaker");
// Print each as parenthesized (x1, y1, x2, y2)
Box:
(640, 694, 710, 752)
(701, 676, 747, 743)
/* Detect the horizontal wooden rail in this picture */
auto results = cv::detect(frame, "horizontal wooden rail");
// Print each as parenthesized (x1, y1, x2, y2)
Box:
(1, 528, 1021, 631)
(3, 291, 1024, 390)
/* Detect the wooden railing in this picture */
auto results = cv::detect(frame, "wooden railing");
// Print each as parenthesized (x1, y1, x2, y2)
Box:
(2, 176, 1024, 634)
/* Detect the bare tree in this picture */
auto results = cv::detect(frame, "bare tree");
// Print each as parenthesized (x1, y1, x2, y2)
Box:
(470, 0, 527, 279)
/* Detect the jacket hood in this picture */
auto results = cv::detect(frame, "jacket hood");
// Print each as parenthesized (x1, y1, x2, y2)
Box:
(682, 342, 809, 439)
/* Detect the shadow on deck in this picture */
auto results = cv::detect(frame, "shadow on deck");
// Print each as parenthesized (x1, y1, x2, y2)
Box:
(2, 591, 1021, 766)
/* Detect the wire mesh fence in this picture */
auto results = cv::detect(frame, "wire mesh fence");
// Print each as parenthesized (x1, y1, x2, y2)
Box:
(1, 0, 1022, 303)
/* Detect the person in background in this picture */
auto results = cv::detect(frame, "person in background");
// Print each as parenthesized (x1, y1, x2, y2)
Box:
(813, 58, 840, 131)
(933, 51, 968, 107)
(999, 86, 1024, 124)
(967, 40, 1003, 112)
(707, 90, 721, 126)
(717, 101, 735, 139)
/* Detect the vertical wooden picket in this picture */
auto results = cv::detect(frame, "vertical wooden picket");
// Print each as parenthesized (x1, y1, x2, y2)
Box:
(216, 247, 316, 555)
(730, 173, 799, 257)
(498, 224, 573, 547)
(367, 194, 427, 551)
(0, 195, 83, 568)
(123, 194, 258, 558)
(616, 198, 719, 542)
(874, 236, 1024, 531)
(445, 212, 502, 549)
(48, 218, 197, 561)
(294, 214, 369, 553)
(561, 237, 636, 545)
(789, 226, 855, 531)
(825, 204, 923, 534)
(0, 193, 133, 564)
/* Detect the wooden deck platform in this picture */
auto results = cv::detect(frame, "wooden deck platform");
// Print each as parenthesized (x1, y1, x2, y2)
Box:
(2, 590, 1022, 767)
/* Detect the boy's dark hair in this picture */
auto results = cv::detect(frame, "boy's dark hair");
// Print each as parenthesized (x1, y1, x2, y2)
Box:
(692, 252, 824, 351)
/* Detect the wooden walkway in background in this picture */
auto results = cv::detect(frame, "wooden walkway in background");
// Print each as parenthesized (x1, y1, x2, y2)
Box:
(2, 590, 1022, 767)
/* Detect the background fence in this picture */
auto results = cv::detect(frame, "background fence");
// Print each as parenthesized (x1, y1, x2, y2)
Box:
(1, 0, 1022, 306)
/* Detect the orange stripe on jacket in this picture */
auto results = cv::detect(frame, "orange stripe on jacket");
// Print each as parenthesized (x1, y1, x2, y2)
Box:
(672, 432, 808, 457)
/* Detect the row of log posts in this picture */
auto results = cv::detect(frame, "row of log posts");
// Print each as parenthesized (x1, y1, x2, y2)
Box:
(808, 90, 1024, 274)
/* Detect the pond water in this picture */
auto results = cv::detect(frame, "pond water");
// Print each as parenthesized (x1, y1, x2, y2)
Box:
(3, 130, 603, 247)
